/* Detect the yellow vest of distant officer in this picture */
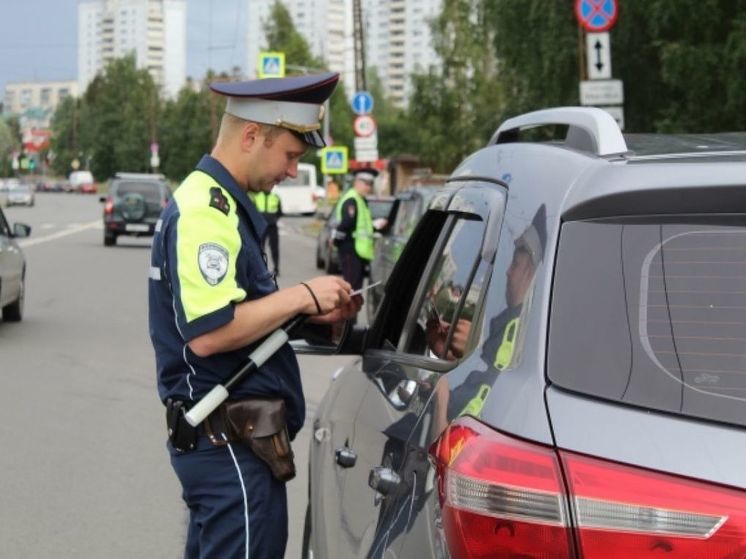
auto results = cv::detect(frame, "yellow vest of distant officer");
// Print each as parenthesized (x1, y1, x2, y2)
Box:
(335, 188, 374, 261)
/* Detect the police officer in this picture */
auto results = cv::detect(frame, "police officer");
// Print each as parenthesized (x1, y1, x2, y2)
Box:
(148, 71, 361, 559)
(334, 168, 387, 291)
(249, 188, 282, 276)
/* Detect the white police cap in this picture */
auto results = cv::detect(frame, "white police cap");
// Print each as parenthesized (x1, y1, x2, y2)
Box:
(210, 72, 339, 148)
(353, 168, 379, 184)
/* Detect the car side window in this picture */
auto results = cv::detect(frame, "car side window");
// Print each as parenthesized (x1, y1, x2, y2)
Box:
(400, 216, 488, 361)
(392, 199, 413, 236)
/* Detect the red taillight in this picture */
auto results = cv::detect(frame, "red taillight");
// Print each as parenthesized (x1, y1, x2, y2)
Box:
(429, 417, 574, 558)
(104, 198, 113, 214)
(562, 451, 745, 558)
(430, 417, 746, 559)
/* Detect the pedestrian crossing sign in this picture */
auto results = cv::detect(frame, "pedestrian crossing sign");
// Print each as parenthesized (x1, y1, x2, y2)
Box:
(320, 146, 348, 174)
(258, 52, 285, 78)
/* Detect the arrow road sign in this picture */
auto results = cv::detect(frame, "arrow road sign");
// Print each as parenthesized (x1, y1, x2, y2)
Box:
(351, 91, 374, 115)
(586, 32, 611, 80)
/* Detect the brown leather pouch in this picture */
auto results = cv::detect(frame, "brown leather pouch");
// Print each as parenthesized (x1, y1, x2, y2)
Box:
(218, 398, 296, 482)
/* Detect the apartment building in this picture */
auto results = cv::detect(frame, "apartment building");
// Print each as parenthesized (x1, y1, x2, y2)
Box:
(363, 0, 441, 107)
(78, 0, 186, 98)
(3, 81, 79, 116)
(246, 0, 440, 107)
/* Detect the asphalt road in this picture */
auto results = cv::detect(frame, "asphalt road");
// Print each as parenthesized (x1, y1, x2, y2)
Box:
(0, 192, 350, 558)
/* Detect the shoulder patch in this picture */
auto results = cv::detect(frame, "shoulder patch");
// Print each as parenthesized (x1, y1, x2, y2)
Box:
(346, 200, 356, 217)
(198, 243, 229, 285)
(209, 187, 231, 215)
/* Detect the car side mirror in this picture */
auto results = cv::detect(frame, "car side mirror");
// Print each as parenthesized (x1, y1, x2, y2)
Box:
(99, 196, 107, 203)
(291, 321, 368, 356)
(12, 223, 31, 238)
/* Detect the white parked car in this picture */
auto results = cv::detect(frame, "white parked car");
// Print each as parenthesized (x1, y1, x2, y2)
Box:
(6, 182, 34, 207)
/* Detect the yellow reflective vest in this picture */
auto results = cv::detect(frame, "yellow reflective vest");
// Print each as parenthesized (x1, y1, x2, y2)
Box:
(335, 188, 374, 261)
(249, 191, 281, 215)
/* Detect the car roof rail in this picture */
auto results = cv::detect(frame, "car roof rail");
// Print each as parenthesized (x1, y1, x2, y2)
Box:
(489, 106, 628, 157)
(114, 172, 166, 180)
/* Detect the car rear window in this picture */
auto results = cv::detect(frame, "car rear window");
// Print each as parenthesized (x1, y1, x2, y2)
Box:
(549, 217, 746, 428)
(113, 181, 165, 203)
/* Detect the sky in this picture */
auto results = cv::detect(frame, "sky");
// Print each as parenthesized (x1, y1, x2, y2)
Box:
(0, 0, 247, 94)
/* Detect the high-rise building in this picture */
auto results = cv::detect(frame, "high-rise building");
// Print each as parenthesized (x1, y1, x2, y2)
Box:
(363, 0, 441, 107)
(78, 0, 186, 98)
(245, 0, 441, 107)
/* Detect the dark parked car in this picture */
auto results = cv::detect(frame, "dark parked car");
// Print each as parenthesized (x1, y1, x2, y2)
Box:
(367, 186, 439, 321)
(100, 173, 170, 246)
(0, 206, 31, 321)
(300, 107, 746, 559)
(315, 195, 395, 273)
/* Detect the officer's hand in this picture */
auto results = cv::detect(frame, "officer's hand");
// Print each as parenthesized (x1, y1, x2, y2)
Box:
(299, 276, 352, 316)
(312, 293, 363, 324)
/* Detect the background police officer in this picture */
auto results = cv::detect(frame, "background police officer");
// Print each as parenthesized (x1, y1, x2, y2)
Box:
(148, 71, 361, 559)
(249, 188, 282, 276)
(334, 168, 387, 291)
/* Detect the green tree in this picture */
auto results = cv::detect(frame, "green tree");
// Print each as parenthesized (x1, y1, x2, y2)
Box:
(263, 1, 325, 71)
(0, 118, 18, 176)
(82, 55, 160, 179)
(159, 79, 215, 181)
(49, 96, 81, 177)
(639, 0, 746, 132)
(490, 0, 578, 118)
(367, 71, 420, 159)
(406, 0, 502, 172)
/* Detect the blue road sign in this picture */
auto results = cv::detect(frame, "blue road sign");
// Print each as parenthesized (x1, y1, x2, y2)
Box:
(258, 52, 285, 78)
(575, 0, 618, 32)
(351, 91, 374, 115)
(320, 146, 348, 174)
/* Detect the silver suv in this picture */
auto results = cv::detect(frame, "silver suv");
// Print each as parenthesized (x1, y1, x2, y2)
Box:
(301, 107, 746, 559)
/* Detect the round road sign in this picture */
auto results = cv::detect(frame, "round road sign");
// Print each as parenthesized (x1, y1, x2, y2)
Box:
(353, 115, 377, 137)
(575, 0, 618, 32)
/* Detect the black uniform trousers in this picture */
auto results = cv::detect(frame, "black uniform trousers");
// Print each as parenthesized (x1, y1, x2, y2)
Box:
(338, 247, 366, 291)
(170, 436, 288, 559)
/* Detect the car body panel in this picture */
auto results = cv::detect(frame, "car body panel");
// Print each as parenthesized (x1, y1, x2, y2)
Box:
(0, 209, 29, 315)
(547, 387, 746, 490)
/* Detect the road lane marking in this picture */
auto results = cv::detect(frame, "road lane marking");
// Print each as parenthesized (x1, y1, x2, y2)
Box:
(18, 220, 101, 248)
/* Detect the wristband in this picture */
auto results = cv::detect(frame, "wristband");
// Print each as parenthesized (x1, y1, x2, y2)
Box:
(300, 282, 323, 315)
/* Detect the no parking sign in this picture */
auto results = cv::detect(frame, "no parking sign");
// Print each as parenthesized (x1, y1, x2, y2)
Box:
(575, 0, 618, 32)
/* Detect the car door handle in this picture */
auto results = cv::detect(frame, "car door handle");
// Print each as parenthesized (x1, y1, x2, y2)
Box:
(335, 446, 357, 468)
(368, 466, 401, 496)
